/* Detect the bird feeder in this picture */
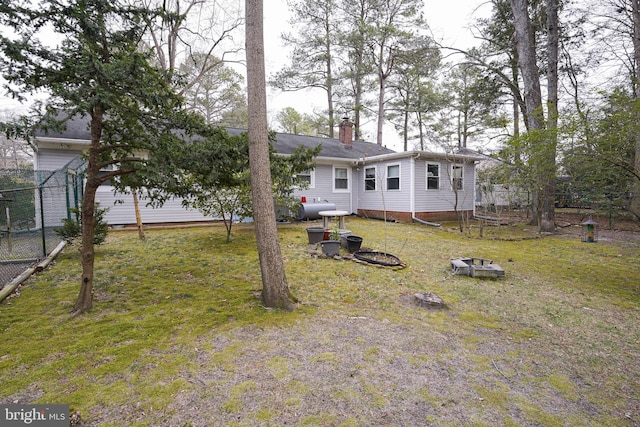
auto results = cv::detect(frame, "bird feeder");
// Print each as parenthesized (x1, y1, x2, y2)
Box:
(581, 215, 598, 243)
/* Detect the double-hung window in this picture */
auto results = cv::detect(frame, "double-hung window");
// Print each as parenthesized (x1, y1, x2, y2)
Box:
(426, 163, 439, 190)
(334, 166, 349, 191)
(295, 170, 314, 188)
(364, 167, 376, 191)
(386, 164, 400, 190)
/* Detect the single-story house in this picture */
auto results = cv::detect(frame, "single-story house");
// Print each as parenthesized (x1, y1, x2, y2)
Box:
(34, 117, 483, 226)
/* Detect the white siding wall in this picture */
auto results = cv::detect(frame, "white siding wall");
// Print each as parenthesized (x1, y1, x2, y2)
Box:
(36, 146, 478, 225)
(35, 149, 85, 228)
(291, 163, 353, 212)
(36, 148, 83, 171)
(356, 158, 412, 212)
(96, 188, 216, 225)
(413, 160, 476, 213)
(36, 148, 216, 226)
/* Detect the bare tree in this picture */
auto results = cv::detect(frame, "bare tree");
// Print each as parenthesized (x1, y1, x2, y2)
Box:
(631, 0, 640, 216)
(270, 0, 339, 138)
(544, 0, 559, 230)
(180, 53, 247, 126)
(0, 110, 32, 168)
(367, 0, 426, 146)
(336, 0, 377, 141)
(245, 0, 296, 311)
(585, 0, 640, 216)
(140, 0, 244, 95)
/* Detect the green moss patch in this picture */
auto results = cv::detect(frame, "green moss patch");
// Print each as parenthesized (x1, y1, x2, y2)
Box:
(1, 219, 638, 425)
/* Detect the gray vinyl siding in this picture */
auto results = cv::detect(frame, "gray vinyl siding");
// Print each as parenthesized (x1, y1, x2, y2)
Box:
(34, 149, 84, 228)
(36, 139, 479, 225)
(96, 187, 216, 225)
(36, 149, 216, 226)
(413, 160, 476, 213)
(36, 148, 83, 171)
(291, 163, 353, 212)
(357, 158, 412, 212)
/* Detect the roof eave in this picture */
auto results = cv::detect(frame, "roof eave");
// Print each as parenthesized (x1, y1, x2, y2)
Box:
(35, 136, 91, 149)
(314, 156, 360, 164)
(355, 150, 483, 164)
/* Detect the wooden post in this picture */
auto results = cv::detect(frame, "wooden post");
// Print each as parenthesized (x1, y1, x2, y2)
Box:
(132, 190, 145, 240)
(6, 207, 12, 254)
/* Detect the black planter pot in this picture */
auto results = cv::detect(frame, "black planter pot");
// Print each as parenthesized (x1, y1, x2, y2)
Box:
(346, 235, 363, 253)
(320, 240, 341, 257)
(306, 226, 327, 244)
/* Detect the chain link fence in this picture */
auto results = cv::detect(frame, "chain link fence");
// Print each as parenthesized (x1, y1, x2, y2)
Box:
(1, 157, 85, 289)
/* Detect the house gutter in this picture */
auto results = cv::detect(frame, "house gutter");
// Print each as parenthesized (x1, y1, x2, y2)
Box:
(353, 150, 484, 166)
(35, 136, 91, 150)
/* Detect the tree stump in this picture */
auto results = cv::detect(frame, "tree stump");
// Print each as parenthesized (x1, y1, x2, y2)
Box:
(413, 292, 446, 309)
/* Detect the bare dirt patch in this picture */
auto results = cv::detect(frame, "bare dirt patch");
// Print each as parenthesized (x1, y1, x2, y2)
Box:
(157, 313, 609, 426)
(553, 210, 640, 244)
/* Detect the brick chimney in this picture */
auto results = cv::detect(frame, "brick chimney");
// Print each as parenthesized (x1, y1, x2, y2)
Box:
(338, 116, 353, 148)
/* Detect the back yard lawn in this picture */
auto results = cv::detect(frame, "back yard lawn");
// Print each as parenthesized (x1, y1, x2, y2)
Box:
(1, 217, 638, 426)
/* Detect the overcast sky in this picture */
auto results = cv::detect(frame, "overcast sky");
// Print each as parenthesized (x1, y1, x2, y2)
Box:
(262, 0, 491, 151)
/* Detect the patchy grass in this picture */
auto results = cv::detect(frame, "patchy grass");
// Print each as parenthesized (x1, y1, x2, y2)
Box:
(0, 218, 638, 426)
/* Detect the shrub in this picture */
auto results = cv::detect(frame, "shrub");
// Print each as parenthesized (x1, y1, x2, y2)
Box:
(54, 206, 109, 245)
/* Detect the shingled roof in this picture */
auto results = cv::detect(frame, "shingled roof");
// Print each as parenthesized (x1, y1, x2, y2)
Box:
(226, 128, 395, 160)
(34, 115, 396, 161)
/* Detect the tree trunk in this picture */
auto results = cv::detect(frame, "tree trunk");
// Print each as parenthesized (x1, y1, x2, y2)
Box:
(631, 0, 640, 216)
(403, 109, 409, 152)
(417, 111, 425, 150)
(513, 92, 520, 137)
(354, 64, 363, 141)
(509, 0, 556, 232)
(73, 108, 103, 314)
(376, 68, 386, 145)
(351, 0, 368, 142)
(324, 17, 335, 139)
(245, 0, 295, 311)
(509, 0, 544, 130)
(542, 0, 559, 232)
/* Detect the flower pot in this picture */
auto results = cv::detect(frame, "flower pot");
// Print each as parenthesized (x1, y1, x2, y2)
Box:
(346, 235, 363, 253)
(339, 230, 352, 248)
(306, 227, 326, 244)
(320, 240, 341, 257)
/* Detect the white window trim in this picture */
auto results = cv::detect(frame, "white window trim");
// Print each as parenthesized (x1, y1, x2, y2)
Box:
(426, 162, 440, 191)
(451, 164, 464, 191)
(364, 165, 377, 192)
(333, 165, 350, 193)
(295, 169, 315, 189)
(386, 163, 401, 191)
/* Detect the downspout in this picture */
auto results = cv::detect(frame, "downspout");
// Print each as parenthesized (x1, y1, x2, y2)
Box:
(413, 216, 440, 227)
(410, 153, 416, 219)
(472, 160, 478, 219)
(351, 160, 358, 215)
(409, 152, 422, 223)
(350, 165, 354, 214)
